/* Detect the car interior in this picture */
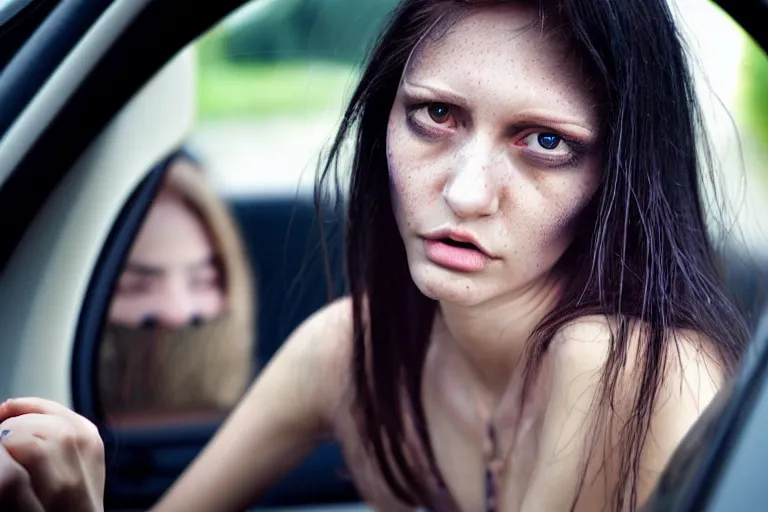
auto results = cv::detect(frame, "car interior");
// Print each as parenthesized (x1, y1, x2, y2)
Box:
(1, 0, 768, 511)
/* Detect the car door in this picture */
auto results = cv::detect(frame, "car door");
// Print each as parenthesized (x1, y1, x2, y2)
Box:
(0, 0, 365, 509)
(0, 0, 248, 508)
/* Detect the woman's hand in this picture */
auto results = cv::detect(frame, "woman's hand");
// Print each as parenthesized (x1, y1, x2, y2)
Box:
(0, 398, 105, 512)
(0, 441, 44, 512)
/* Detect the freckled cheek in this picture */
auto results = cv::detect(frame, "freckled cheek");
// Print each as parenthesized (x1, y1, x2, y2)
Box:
(387, 160, 436, 227)
(543, 181, 598, 242)
(514, 178, 597, 256)
(386, 127, 442, 224)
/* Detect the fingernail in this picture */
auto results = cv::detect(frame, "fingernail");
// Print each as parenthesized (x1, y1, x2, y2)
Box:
(0, 429, 10, 441)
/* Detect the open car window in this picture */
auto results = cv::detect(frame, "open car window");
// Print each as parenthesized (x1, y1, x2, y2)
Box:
(79, 1, 768, 509)
(0, 0, 767, 511)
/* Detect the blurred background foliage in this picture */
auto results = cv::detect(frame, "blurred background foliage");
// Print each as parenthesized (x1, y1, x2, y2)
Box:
(195, 0, 399, 119)
(196, 0, 768, 157)
(740, 41, 768, 150)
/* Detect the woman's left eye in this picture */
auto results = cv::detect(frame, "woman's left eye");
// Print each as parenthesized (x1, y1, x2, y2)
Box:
(522, 132, 566, 151)
(189, 268, 221, 291)
(516, 131, 584, 167)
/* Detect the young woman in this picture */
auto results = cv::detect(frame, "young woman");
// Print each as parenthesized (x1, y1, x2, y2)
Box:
(0, 1, 749, 511)
(99, 149, 256, 427)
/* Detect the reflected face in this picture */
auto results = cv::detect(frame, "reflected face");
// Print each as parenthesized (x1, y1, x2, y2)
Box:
(108, 190, 225, 327)
(386, 4, 602, 306)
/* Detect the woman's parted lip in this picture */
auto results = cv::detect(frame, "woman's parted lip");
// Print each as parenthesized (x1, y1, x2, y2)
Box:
(421, 228, 497, 258)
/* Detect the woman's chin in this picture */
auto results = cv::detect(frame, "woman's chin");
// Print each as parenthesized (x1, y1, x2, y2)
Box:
(408, 262, 491, 307)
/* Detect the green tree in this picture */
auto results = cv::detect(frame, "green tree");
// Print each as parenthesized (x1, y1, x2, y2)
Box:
(224, 0, 399, 65)
(740, 40, 768, 146)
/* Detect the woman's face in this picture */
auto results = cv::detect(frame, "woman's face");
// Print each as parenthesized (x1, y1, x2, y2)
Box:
(387, 4, 602, 307)
(108, 190, 226, 327)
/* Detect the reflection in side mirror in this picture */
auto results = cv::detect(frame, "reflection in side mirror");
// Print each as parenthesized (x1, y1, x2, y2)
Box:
(97, 151, 256, 428)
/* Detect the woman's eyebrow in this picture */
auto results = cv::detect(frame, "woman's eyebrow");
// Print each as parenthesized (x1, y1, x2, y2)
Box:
(507, 112, 597, 139)
(187, 255, 218, 273)
(401, 79, 469, 107)
(123, 262, 164, 277)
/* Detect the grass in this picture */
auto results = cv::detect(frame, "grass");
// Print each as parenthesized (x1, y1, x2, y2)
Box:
(194, 31, 359, 120)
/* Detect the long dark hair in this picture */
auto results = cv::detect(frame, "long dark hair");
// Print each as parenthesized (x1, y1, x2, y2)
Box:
(315, 0, 750, 510)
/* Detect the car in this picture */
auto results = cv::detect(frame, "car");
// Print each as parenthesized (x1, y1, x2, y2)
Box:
(0, 0, 767, 511)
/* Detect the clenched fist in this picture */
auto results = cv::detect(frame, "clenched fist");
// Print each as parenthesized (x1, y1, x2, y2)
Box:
(0, 398, 105, 512)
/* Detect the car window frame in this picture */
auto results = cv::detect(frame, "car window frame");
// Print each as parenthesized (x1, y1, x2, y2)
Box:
(0, 0, 38, 25)
(0, 0, 60, 72)
(0, 0, 115, 136)
(0, 0, 767, 510)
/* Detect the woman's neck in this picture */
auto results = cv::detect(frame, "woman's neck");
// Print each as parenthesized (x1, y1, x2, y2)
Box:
(435, 272, 566, 403)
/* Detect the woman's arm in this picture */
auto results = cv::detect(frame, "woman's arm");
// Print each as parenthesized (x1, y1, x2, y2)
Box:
(517, 317, 723, 512)
(152, 297, 353, 512)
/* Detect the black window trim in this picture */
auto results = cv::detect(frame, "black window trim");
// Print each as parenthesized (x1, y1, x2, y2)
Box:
(0, 0, 35, 25)
(0, 0, 115, 138)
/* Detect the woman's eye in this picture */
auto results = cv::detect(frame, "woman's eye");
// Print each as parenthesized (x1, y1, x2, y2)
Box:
(193, 279, 217, 291)
(537, 133, 560, 149)
(427, 102, 452, 124)
(189, 270, 220, 291)
(524, 132, 562, 150)
(521, 132, 571, 154)
(407, 101, 458, 137)
(116, 278, 152, 296)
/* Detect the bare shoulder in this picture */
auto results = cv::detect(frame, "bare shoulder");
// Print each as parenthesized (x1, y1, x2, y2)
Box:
(282, 295, 354, 372)
(226, 295, 357, 440)
(530, 315, 726, 508)
(547, 315, 725, 395)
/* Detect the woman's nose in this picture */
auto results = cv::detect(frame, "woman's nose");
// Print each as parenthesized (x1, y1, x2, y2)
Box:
(442, 140, 501, 218)
(155, 280, 196, 328)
